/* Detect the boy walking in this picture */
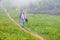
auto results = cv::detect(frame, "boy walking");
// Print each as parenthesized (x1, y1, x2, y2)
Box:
(20, 9, 26, 27)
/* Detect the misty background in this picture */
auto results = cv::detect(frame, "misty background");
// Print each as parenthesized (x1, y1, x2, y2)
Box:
(0, 0, 60, 15)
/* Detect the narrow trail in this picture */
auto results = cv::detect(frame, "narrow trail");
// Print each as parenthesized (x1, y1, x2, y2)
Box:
(0, 5, 47, 40)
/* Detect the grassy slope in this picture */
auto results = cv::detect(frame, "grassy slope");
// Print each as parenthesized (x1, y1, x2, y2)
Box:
(0, 8, 39, 40)
(25, 14, 60, 40)
(6, 9, 60, 40)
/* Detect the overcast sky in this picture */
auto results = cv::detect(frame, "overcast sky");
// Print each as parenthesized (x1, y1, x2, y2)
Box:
(1, 0, 42, 7)
(10, 0, 37, 6)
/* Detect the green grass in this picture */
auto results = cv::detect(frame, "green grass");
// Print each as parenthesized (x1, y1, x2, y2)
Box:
(25, 14, 60, 40)
(3, 8, 60, 40)
(0, 8, 39, 40)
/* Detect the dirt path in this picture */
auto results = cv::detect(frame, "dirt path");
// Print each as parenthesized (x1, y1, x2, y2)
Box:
(0, 5, 47, 40)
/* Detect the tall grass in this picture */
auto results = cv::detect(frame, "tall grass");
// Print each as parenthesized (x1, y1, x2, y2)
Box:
(5, 8, 60, 40)
(0, 8, 39, 40)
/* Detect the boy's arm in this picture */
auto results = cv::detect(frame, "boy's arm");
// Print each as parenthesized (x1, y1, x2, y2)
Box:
(19, 12, 21, 18)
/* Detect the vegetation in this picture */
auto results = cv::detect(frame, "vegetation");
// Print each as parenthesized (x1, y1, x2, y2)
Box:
(1, 0, 60, 40)
(9, 10, 60, 40)
(25, 14, 60, 40)
(27, 0, 60, 14)
(0, 7, 39, 40)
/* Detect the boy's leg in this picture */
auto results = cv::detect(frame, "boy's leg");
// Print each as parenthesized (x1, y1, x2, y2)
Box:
(21, 19, 24, 28)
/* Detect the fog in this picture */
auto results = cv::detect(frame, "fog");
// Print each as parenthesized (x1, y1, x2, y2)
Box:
(0, 0, 37, 7)
(0, 0, 60, 15)
(11, 0, 37, 6)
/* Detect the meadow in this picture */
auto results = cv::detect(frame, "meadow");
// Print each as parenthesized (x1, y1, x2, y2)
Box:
(9, 9, 60, 40)
(0, 8, 39, 40)
(25, 14, 60, 40)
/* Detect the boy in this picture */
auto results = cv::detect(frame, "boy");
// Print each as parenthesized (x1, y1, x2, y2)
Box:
(20, 9, 26, 27)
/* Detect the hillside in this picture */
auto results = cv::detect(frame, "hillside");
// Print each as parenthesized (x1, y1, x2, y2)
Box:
(0, 7, 39, 40)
